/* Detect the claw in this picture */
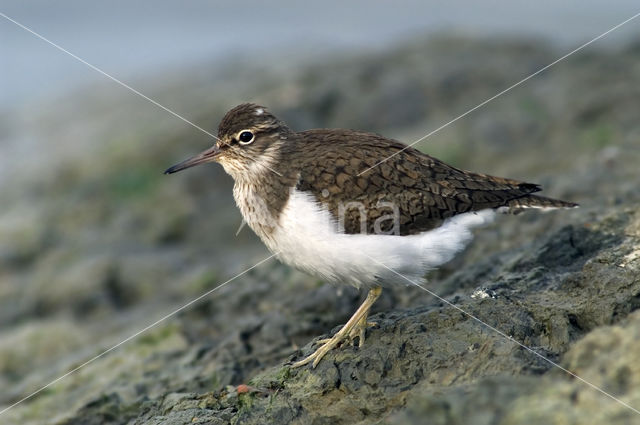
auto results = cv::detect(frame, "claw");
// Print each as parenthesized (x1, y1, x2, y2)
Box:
(292, 287, 382, 368)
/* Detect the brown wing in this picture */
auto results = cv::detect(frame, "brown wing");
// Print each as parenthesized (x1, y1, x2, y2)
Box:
(294, 129, 544, 236)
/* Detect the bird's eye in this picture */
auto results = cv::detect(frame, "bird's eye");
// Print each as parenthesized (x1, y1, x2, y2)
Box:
(238, 130, 255, 145)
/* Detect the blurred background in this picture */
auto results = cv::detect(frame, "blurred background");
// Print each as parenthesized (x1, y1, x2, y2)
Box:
(1, 1, 640, 424)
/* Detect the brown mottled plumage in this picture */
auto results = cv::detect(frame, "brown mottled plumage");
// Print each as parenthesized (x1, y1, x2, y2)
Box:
(293, 128, 575, 235)
(177, 103, 575, 236)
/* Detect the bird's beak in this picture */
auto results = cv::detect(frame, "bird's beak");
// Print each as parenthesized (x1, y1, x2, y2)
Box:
(164, 144, 221, 174)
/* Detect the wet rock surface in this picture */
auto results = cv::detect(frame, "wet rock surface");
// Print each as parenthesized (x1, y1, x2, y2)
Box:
(1, 36, 640, 424)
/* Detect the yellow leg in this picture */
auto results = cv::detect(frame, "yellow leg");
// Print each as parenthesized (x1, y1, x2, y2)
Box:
(354, 315, 377, 347)
(292, 286, 382, 368)
(313, 318, 376, 346)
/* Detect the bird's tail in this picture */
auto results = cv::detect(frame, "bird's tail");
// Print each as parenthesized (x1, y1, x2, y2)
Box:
(505, 194, 578, 214)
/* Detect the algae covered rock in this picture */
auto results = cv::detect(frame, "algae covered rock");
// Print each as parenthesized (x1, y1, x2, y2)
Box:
(2, 35, 640, 424)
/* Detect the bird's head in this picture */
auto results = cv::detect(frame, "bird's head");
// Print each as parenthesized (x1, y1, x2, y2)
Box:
(164, 103, 290, 179)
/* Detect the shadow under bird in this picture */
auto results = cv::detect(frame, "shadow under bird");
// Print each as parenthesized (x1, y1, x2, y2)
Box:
(165, 103, 577, 368)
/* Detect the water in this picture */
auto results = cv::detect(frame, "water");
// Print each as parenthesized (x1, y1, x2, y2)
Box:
(1, 0, 639, 109)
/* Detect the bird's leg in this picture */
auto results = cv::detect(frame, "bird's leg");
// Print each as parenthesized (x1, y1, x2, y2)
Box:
(292, 286, 382, 368)
(351, 314, 377, 347)
(314, 315, 377, 347)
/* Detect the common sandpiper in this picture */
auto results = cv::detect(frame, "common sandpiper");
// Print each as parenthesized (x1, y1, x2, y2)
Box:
(165, 103, 577, 368)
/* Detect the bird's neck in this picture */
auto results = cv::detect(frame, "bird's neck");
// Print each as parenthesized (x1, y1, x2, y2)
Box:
(231, 169, 297, 240)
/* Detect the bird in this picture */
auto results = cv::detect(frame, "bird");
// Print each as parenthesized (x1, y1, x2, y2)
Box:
(165, 103, 577, 368)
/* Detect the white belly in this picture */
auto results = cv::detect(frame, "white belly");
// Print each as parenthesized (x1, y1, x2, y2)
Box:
(262, 189, 495, 288)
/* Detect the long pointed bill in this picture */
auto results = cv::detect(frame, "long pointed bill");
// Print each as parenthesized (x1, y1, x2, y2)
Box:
(164, 144, 221, 174)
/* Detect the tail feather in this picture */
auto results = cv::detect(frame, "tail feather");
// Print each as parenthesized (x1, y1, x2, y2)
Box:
(505, 194, 578, 214)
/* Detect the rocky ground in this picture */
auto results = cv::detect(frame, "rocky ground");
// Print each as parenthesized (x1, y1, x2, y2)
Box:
(1, 35, 640, 424)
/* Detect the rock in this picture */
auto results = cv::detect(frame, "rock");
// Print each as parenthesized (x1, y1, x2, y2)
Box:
(393, 309, 640, 425)
(69, 208, 638, 425)
(2, 35, 640, 425)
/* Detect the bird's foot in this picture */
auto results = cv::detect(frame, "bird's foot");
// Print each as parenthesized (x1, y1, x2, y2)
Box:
(291, 287, 382, 368)
(351, 317, 378, 347)
(291, 330, 349, 368)
(312, 320, 376, 347)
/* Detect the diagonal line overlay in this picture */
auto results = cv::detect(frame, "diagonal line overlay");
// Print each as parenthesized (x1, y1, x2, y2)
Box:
(0, 253, 278, 416)
(0, 13, 285, 175)
(0, 12, 221, 142)
(357, 11, 640, 176)
(364, 253, 640, 416)
(3, 5, 640, 420)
